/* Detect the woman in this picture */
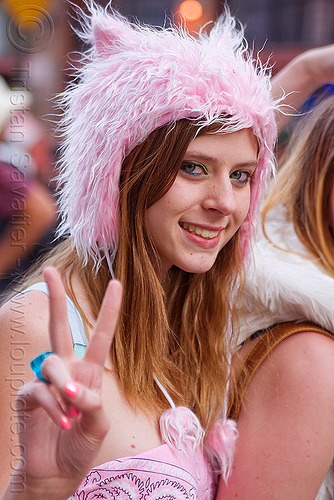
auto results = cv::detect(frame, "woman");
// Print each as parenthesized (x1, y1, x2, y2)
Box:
(223, 95, 334, 499)
(0, 4, 277, 499)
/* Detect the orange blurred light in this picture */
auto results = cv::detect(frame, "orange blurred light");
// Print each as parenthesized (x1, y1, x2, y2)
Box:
(179, 0, 203, 22)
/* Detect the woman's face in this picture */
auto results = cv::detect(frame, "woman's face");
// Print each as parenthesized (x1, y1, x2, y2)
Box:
(146, 128, 258, 276)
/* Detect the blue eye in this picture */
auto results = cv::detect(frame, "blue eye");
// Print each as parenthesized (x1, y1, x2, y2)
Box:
(230, 170, 252, 185)
(180, 161, 208, 177)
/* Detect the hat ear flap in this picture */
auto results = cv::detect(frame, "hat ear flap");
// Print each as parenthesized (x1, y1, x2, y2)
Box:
(91, 12, 136, 56)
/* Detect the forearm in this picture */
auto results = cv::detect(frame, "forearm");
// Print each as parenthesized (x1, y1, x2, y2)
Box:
(272, 45, 334, 132)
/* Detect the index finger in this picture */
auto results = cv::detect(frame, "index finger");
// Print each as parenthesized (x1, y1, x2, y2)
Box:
(84, 280, 123, 366)
(43, 266, 74, 357)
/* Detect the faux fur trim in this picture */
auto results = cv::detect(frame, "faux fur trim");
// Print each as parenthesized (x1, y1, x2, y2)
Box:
(239, 207, 334, 344)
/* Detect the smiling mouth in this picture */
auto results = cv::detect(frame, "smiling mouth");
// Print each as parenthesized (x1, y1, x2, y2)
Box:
(179, 222, 220, 240)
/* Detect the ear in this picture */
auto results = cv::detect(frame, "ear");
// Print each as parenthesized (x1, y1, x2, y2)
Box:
(91, 11, 136, 56)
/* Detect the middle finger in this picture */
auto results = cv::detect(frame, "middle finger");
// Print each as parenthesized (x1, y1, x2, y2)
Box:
(84, 279, 123, 367)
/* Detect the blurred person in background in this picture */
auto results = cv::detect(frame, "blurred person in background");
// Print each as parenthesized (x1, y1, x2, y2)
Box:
(0, 75, 57, 298)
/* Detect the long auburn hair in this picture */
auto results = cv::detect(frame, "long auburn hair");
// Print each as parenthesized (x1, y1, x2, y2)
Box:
(262, 96, 334, 277)
(21, 118, 246, 429)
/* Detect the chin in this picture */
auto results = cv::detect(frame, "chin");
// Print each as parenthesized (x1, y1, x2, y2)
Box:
(177, 260, 216, 274)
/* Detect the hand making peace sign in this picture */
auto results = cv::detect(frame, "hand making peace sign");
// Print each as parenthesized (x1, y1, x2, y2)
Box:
(4, 267, 122, 500)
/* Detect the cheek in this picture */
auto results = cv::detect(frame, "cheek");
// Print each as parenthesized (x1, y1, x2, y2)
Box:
(146, 201, 163, 234)
(146, 194, 177, 234)
(237, 188, 251, 222)
(154, 181, 191, 216)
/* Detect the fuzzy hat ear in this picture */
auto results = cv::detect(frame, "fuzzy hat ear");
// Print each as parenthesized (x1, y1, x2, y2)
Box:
(207, 12, 242, 51)
(89, 8, 136, 56)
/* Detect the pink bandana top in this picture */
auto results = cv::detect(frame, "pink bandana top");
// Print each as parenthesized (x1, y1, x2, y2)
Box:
(70, 442, 217, 499)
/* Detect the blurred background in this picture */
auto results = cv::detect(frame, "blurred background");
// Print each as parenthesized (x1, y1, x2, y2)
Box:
(0, 0, 333, 297)
(1, 0, 333, 146)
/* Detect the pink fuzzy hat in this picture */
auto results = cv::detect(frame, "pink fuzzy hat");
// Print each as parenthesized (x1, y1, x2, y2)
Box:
(56, 2, 278, 269)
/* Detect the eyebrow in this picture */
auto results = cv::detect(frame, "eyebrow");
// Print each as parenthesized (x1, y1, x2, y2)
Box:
(184, 151, 258, 169)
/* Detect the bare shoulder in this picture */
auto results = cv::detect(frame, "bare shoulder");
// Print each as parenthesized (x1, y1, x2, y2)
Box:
(0, 290, 51, 366)
(239, 330, 334, 412)
(266, 330, 334, 395)
(0, 290, 51, 493)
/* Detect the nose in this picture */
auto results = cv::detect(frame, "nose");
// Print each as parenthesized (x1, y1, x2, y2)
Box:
(202, 178, 237, 215)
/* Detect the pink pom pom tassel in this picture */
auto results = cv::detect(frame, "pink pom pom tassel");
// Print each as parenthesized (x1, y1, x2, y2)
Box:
(159, 406, 205, 454)
(205, 418, 238, 483)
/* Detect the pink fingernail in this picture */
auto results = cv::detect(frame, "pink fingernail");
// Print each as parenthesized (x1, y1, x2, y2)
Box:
(68, 405, 80, 418)
(60, 415, 71, 430)
(64, 381, 80, 399)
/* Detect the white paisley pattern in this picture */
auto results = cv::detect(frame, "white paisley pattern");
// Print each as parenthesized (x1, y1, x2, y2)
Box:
(70, 445, 217, 500)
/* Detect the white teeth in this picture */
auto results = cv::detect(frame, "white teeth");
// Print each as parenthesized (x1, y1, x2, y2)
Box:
(180, 222, 220, 239)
